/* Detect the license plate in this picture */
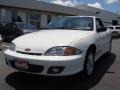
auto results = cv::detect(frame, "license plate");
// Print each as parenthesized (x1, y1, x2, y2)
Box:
(15, 60, 29, 70)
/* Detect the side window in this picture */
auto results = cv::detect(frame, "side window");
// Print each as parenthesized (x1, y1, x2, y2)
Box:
(96, 20, 100, 29)
(96, 18, 104, 30)
(108, 27, 113, 29)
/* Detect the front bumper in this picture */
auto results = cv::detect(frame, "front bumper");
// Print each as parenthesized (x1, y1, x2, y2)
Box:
(4, 49, 85, 76)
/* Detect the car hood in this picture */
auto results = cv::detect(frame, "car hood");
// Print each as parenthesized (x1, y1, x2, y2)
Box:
(13, 30, 91, 53)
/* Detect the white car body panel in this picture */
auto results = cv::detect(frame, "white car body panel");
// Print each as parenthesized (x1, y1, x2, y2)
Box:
(4, 16, 112, 76)
(5, 49, 85, 76)
(13, 30, 92, 53)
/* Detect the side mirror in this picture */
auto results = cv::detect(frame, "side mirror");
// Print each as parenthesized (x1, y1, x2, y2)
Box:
(97, 27, 107, 32)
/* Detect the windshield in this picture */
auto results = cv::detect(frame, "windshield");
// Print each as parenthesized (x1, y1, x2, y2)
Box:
(16, 23, 37, 30)
(47, 17, 94, 31)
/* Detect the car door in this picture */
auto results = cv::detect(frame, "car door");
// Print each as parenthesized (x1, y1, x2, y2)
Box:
(95, 18, 108, 57)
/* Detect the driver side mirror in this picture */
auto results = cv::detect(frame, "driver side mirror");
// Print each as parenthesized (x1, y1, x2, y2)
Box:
(97, 27, 107, 32)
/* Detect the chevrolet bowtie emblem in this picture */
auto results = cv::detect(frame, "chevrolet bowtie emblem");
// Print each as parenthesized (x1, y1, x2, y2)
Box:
(25, 48, 31, 51)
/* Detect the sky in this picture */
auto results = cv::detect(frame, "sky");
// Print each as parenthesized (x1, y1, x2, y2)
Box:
(37, 0, 120, 13)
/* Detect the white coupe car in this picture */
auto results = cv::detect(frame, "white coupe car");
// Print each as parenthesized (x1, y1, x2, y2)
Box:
(4, 16, 112, 77)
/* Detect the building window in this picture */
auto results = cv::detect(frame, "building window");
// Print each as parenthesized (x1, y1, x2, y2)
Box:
(28, 13, 41, 29)
(12, 10, 17, 22)
(47, 15, 52, 24)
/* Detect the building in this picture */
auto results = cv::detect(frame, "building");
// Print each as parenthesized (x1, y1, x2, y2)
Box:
(0, 0, 120, 29)
(75, 5, 120, 26)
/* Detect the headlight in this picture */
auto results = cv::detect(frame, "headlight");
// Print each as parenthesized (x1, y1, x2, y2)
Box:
(45, 46, 83, 56)
(9, 43, 15, 51)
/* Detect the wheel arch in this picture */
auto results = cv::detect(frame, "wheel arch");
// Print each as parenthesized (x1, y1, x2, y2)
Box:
(84, 44, 96, 66)
(83, 44, 96, 77)
(87, 44, 96, 55)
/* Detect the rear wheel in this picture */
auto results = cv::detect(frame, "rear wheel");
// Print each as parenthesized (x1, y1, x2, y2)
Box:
(83, 48, 95, 77)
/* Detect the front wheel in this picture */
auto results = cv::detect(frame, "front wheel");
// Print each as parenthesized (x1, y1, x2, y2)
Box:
(83, 49, 95, 77)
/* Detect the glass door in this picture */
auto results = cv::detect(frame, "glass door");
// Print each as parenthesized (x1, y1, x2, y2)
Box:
(28, 13, 41, 29)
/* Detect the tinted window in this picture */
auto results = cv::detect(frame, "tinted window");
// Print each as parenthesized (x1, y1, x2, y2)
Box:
(96, 18, 104, 30)
(115, 27, 120, 29)
(47, 17, 94, 31)
(108, 27, 114, 29)
(96, 18, 104, 27)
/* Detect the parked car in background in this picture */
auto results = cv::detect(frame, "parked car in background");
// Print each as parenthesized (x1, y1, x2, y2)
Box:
(108, 26, 120, 38)
(2, 22, 37, 42)
(4, 16, 112, 77)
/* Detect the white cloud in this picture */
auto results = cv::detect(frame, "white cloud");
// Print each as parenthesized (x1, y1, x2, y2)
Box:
(88, 2, 104, 9)
(51, 0, 78, 7)
(106, 0, 120, 4)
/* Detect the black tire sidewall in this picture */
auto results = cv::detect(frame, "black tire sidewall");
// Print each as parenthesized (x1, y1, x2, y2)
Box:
(107, 39, 112, 56)
(83, 48, 95, 77)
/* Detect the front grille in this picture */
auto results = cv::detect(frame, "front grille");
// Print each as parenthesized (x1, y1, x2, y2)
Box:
(9, 60, 44, 73)
(17, 51, 42, 56)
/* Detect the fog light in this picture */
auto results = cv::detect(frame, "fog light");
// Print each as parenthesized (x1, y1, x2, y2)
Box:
(47, 66, 64, 74)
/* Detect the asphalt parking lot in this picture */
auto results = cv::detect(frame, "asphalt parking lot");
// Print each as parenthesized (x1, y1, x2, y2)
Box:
(0, 39, 120, 90)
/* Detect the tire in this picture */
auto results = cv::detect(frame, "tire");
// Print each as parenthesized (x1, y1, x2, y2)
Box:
(83, 48, 95, 77)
